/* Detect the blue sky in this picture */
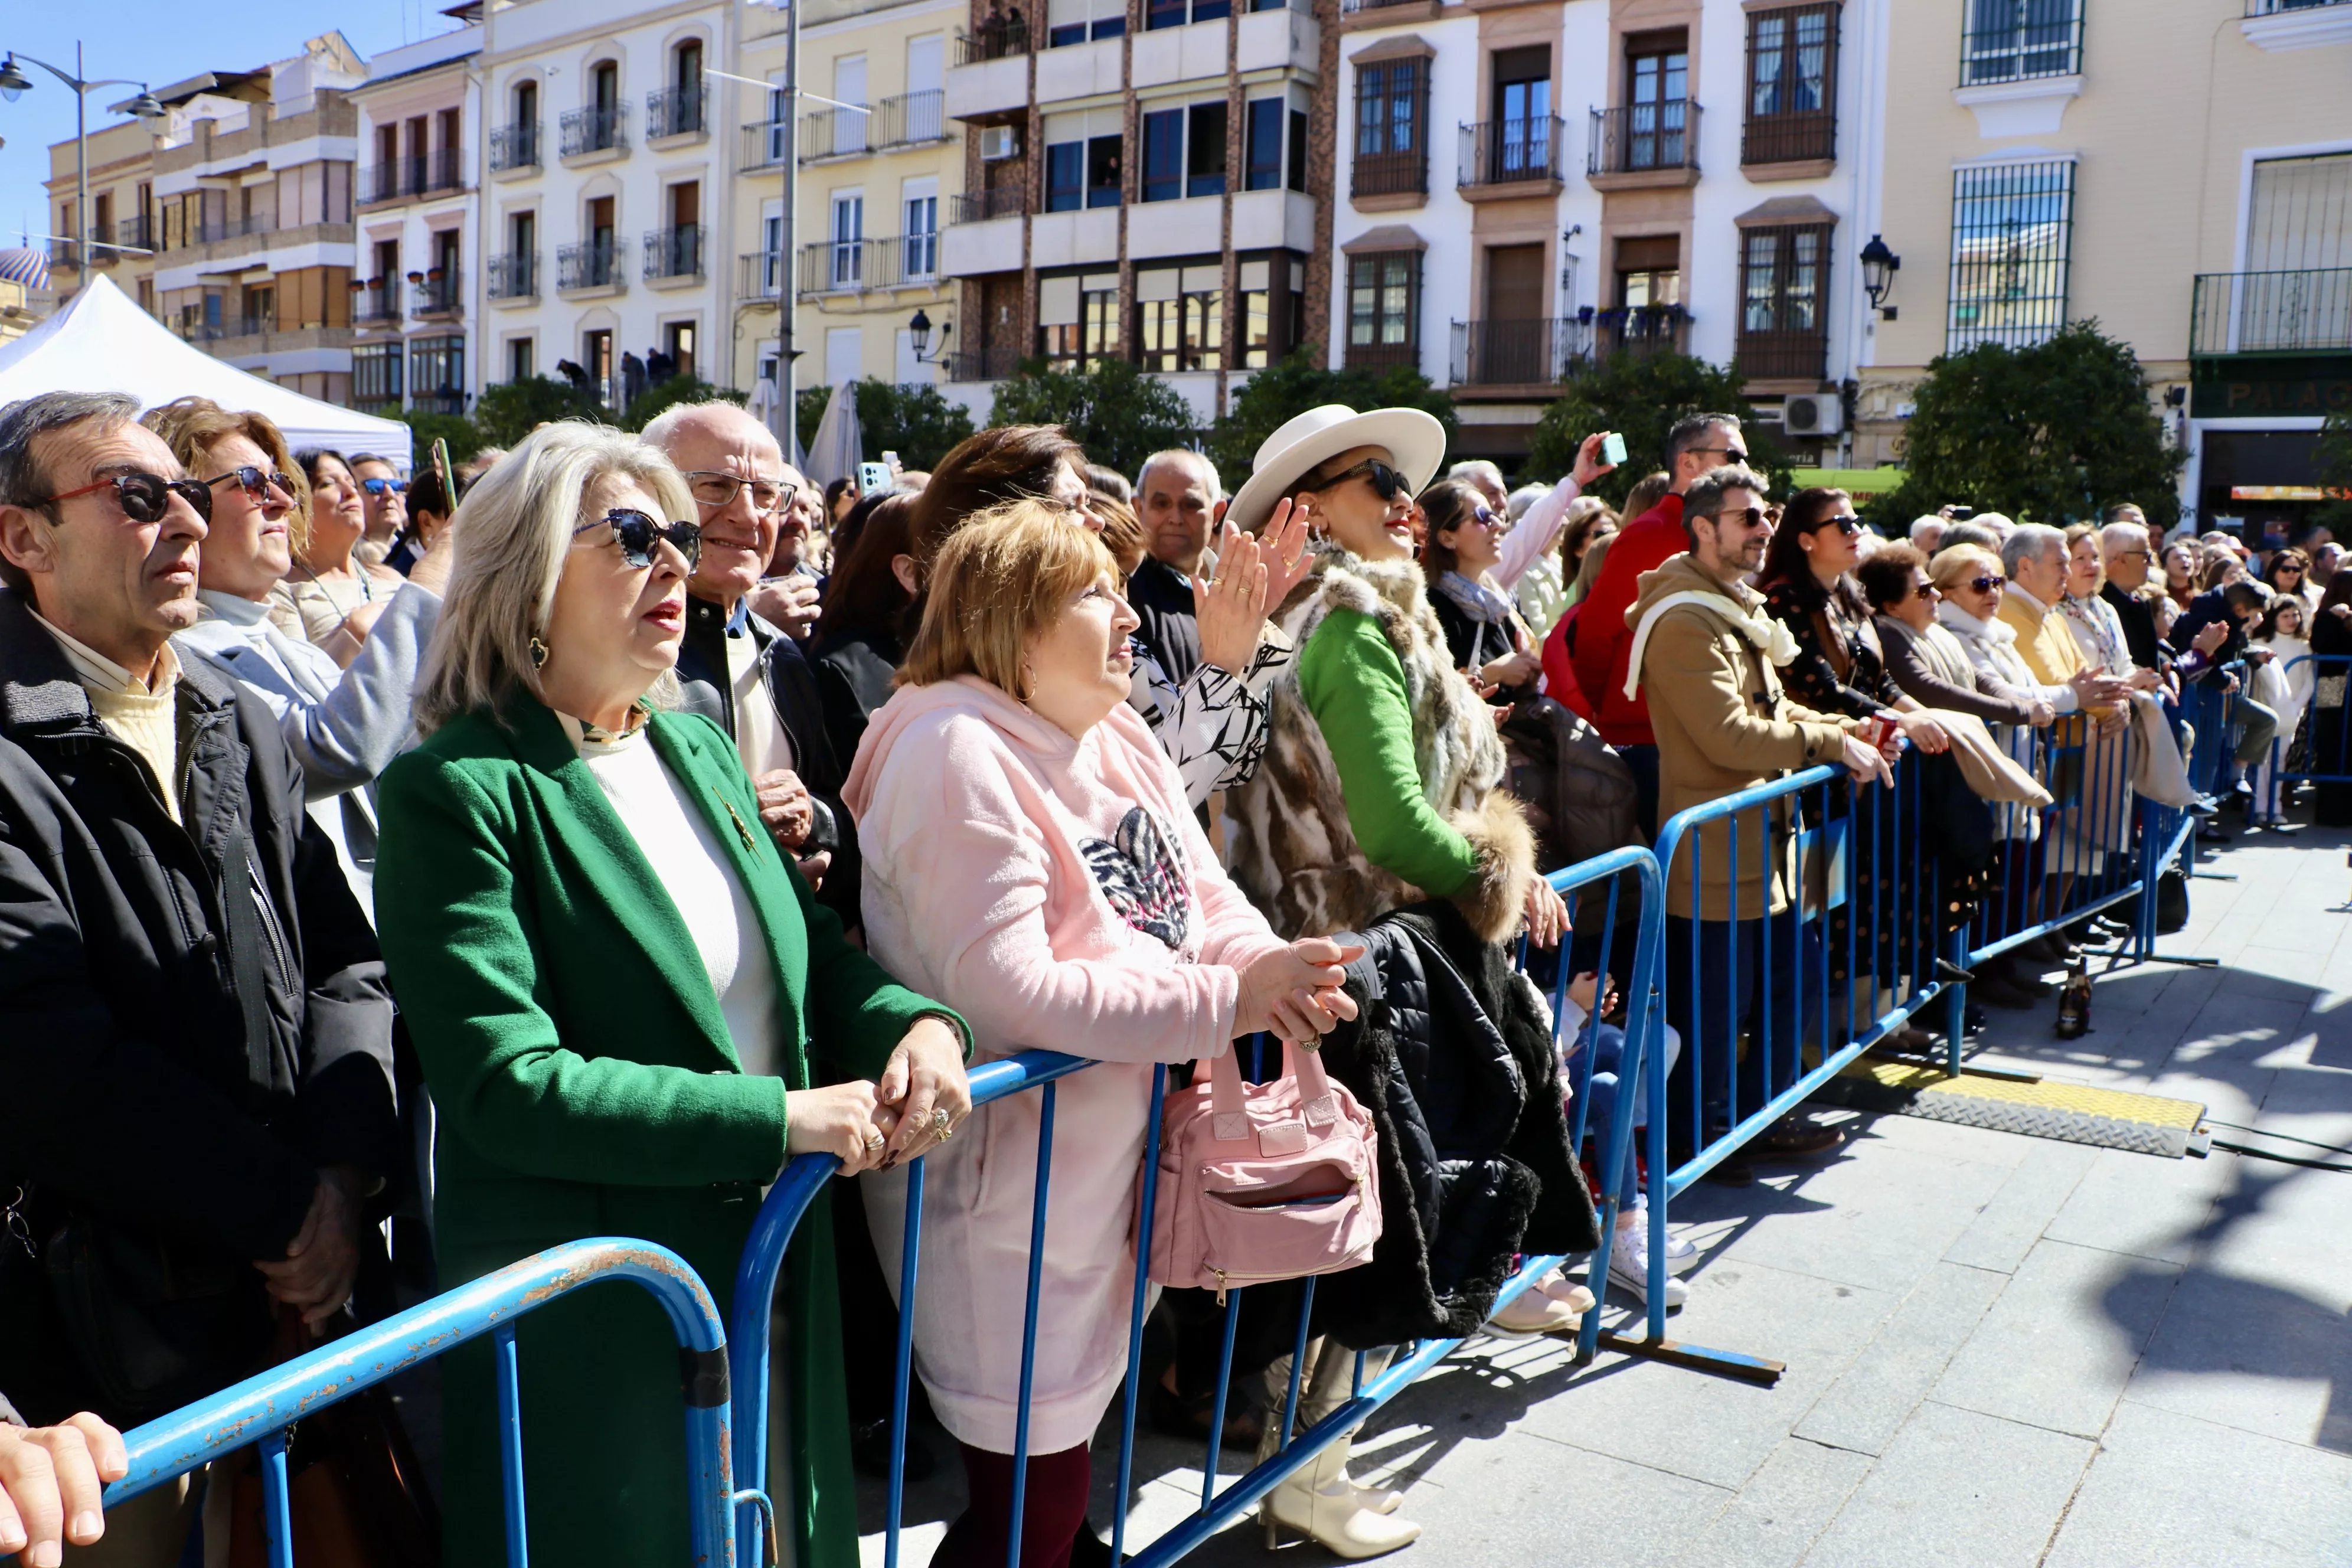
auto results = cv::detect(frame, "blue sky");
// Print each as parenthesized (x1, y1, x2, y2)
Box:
(0, 1, 463, 250)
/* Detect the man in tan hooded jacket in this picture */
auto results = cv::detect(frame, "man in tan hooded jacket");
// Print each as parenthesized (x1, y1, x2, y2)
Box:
(1622, 464, 1892, 1177)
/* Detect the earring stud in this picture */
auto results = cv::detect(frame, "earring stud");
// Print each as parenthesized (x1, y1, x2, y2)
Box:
(530, 636, 550, 669)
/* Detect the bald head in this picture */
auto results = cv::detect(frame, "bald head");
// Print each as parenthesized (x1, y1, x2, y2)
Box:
(642, 400, 783, 468)
(1136, 449, 1226, 573)
(645, 400, 801, 603)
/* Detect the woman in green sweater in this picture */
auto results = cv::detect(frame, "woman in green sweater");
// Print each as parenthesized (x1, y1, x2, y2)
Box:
(1222, 406, 1575, 1556)
(373, 422, 968, 1567)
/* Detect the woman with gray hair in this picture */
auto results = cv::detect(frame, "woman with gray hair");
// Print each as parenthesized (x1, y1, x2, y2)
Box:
(373, 420, 971, 1568)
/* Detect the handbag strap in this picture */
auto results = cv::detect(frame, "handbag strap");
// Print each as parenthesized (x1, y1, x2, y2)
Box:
(1202, 1037, 1340, 1130)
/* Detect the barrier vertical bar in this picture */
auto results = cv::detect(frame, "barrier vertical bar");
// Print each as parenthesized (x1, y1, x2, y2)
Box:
(884, 1156, 926, 1568)
(1279, 1277, 1317, 1448)
(1006, 1079, 1058, 1568)
(1109, 1064, 1167, 1568)
(1201, 1290, 1242, 1508)
(260, 1430, 292, 1568)
(496, 1320, 529, 1568)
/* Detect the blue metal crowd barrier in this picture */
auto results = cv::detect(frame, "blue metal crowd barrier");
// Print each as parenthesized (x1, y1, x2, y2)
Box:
(102, 1237, 740, 1568)
(2262, 652, 2352, 819)
(726, 845, 1662, 1568)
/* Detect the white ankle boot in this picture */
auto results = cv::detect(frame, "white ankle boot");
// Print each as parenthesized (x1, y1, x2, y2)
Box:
(1260, 1435, 1420, 1557)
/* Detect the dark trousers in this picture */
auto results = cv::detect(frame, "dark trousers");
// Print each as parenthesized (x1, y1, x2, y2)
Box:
(1662, 910, 1819, 1160)
(1620, 743, 1661, 844)
(935, 1440, 1093, 1568)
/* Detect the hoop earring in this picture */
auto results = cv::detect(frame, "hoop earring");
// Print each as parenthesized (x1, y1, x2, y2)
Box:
(530, 636, 550, 669)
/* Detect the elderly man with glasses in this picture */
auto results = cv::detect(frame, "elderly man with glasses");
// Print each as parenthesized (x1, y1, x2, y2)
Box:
(0, 390, 397, 1563)
(642, 401, 850, 908)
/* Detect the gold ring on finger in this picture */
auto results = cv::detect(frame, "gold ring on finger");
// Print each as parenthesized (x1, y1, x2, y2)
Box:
(863, 1125, 886, 1154)
(932, 1106, 952, 1136)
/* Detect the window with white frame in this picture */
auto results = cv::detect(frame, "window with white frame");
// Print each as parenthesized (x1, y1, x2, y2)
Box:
(1136, 262, 1221, 370)
(902, 177, 939, 280)
(830, 192, 865, 289)
(1047, 0, 1126, 46)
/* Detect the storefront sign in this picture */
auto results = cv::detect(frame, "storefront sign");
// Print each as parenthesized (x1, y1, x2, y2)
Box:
(2191, 354, 2352, 419)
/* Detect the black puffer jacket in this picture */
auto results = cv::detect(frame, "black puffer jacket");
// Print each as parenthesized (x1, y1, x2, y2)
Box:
(1310, 900, 1599, 1350)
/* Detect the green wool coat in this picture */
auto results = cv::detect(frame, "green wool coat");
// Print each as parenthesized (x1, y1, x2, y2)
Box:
(373, 698, 957, 1568)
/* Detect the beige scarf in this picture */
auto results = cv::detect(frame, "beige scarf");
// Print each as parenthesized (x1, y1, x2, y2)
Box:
(1622, 589, 1801, 701)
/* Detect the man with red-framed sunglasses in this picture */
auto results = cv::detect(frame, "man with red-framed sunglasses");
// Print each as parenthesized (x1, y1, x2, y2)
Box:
(0, 390, 395, 1557)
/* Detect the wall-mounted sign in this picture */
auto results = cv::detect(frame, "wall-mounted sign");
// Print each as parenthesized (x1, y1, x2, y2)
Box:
(2190, 354, 2352, 419)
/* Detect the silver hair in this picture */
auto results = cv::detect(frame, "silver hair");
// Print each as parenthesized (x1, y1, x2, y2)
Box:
(1446, 459, 1507, 492)
(2099, 520, 2151, 555)
(2000, 523, 2068, 581)
(1505, 483, 1550, 521)
(0, 390, 146, 594)
(1136, 447, 1222, 502)
(638, 397, 779, 459)
(1907, 515, 1945, 545)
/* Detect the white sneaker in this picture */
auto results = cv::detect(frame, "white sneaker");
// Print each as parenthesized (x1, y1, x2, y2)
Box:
(1606, 1223, 1690, 1308)
(1623, 1193, 1700, 1275)
(1482, 1275, 1583, 1337)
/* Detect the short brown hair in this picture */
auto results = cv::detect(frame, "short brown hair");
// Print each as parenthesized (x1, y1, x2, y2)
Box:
(1417, 478, 1485, 582)
(908, 423, 1080, 575)
(140, 396, 312, 554)
(1855, 541, 1929, 612)
(899, 499, 1118, 698)
(1094, 491, 1146, 575)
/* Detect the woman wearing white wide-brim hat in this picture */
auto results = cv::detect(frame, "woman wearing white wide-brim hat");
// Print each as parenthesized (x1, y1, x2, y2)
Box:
(1223, 407, 1585, 1556)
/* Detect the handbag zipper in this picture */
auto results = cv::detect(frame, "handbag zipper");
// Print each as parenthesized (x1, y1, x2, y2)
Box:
(1213, 1266, 1302, 1306)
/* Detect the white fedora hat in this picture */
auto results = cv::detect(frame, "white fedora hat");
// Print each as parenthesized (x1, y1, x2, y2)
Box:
(1224, 403, 1448, 535)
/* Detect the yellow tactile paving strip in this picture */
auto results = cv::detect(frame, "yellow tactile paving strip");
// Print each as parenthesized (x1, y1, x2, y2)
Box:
(1840, 1060, 2206, 1158)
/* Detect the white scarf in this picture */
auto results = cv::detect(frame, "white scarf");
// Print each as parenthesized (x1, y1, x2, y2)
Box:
(1622, 589, 1801, 700)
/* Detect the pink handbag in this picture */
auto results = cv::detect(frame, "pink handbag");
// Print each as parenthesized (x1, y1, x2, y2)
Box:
(1148, 1041, 1383, 1302)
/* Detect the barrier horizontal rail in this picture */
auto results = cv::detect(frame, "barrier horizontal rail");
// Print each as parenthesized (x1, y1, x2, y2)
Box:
(728, 845, 1663, 1568)
(106, 1237, 739, 1568)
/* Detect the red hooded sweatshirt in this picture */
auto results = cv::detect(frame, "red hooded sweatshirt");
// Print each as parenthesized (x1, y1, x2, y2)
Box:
(1567, 491, 1684, 746)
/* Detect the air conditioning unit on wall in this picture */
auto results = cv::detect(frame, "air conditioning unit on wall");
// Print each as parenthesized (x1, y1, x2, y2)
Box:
(1783, 392, 1844, 437)
(979, 125, 1019, 161)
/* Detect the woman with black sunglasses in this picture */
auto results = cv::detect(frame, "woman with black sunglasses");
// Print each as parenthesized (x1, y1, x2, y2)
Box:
(374, 421, 970, 1568)
(1419, 478, 1544, 699)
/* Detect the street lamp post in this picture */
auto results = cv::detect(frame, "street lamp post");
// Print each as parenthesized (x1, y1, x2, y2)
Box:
(0, 44, 167, 281)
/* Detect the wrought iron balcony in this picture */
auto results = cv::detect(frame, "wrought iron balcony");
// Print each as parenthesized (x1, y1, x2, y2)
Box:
(1591, 304, 1691, 361)
(490, 121, 541, 172)
(741, 119, 790, 169)
(411, 270, 463, 315)
(737, 250, 788, 300)
(560, 104, 628, 159)
(557, 239, 627, 292)
(957, 19, 1031, 63)
(1351, 148, 1427, 201)
(2246, 0, 2351, 11)
(798, 234, 932, 295)
(1590, 100, 1700, 177)
(487, 252, 538, 300)
(115, 215, 153, 253)
(952, 185, 1028, 223)
(1448, 318, 1593, 386)
(643, 226, 706, 282)
(647, 84, 708, 140)
(194, 214, 274, 244)
(1742, 109, 1834, 167)
(353, 282, 403, 325)
(1458, 116, 1564, 190)
(360, 149, 468, 204)
(945, 344, 1022, 381)
(2190, 269, 2352, 357)
(1734, 328, 1829, 382)
(801, 90, 948, 160)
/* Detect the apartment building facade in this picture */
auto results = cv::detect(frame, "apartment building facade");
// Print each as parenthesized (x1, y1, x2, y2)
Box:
(1856, 0, 2352, 537)
(1330, 0, 1886, 466)
(44, 112, 172, 314)
(936, 0, 1332, 427)
(476, 0, 739, 407)
(349, 21, 485, 417)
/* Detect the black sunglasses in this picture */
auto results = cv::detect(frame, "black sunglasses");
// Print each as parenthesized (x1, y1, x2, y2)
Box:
(573, 508, 701, 569)
(1705, 505, 1769, 530)
(1968, 574, 2007, 594)
(1317, 457, 1406, 502)
(1814, 513, 1864, 537)
(206, 465, 297, 504)
(40, 471, 214, 524)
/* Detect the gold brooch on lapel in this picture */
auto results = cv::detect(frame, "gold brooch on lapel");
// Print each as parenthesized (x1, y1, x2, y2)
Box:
(715, 790, 759, 854)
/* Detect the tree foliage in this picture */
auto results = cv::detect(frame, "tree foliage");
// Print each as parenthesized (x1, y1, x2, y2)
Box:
(1864, 321, 2187, 533)
(2315, 407, 2352, 538)
(1526, 353, 1790, 505)
(841, 380, 976, 469)
(472, 374, 607, 447)
(1203, 348, 1459, 491)
(387, 409, 485, 466)
(987, 358, 1200, 476)
(614, 377, 746, 435)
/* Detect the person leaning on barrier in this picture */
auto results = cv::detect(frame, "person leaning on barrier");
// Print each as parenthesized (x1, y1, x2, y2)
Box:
(370, 421, 972, 1568)
(0, 1398, 127, 1566)
(0, 390, 398, 1564)
(2168, 574, 2284, 815)
(840, 500, 1358, 1568)
(1622, 463, 1893, 1190)
(2247, 592, 2314, 830)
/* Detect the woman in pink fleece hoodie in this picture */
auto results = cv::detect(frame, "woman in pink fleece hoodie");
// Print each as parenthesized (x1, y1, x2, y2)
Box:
(844, 502, 1359, 1568)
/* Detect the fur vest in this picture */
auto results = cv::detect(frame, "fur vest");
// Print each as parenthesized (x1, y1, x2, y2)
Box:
(1226, 550, 1533, 943)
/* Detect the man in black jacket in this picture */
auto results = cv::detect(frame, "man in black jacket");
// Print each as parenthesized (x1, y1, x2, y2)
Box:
(0, 390, 397, 1557)
(1128, 449, 1224, 686)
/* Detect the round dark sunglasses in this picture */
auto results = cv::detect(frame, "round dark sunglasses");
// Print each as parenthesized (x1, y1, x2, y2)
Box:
(205, 465, 297, 503)
(40, 471, 214, 524)
(1814, 513, 1864, 536)
(1318, 456, 1406, 502)
(573, 508, 701, 570)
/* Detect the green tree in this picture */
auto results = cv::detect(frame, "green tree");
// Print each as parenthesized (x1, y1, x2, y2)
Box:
(1203, 347, 1458, 490)
(2314, 407, 2352, 538)
(615, 377, 747, 434)
(1864, 321, 2187, 532)
(841, 379, 976, 469)
(796, 384, 833, 459)
(987, 358, 1200, 476)
(1525, 352, 1789, 506)
(387, 409, 484, 467)
(472, 374, 607, 447)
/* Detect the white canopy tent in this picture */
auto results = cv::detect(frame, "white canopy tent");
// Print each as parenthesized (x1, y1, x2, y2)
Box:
(0, 276, 412, 466)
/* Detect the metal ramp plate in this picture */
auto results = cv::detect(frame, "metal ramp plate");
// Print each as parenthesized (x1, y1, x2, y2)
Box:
(1821, 1060, 2207, 1158)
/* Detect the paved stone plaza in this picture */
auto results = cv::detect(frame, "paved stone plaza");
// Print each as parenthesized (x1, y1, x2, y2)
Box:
(865, 819, 2352, 1567)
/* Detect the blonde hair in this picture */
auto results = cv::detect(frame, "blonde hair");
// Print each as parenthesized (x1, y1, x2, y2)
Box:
(411, 420, 695, 735)
(139, 396, 312, 554)
(1929, 543, 2005, 590)
(899, 498, 1118, 698)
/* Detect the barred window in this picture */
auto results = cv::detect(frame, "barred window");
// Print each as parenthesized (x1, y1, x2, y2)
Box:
(1354, 60, 1423, 159)
(352, 342, 402, 411)
(409, 334, 466, 414)
(1960, 0, 2082, 87)
(1744, 5, 1837, 166)
(1948, 159, 2075, 352)
(1346, 251, 1418, 368)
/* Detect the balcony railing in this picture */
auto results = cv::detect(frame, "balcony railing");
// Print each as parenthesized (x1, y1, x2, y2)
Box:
(647, 84, 708, 139)
(411, 390, 468, 416)
(1351, 148, 1427, 200)
(957, 19, 1031, 63)
(1734, 328, 1829, 381)
(560, 104, 629, 158)
(1344, 341, 1421, 372)
(353, 282, 403, 325)
(360, 149, 468, 204)
(1458, 116, 1564, 189)
(945, 344, 1022, 381)
(952, 185, 1029, 223)
(487, 252, 538, 300)
(176, 314, 273, 344)
(1448, 317, 1593, 386)
(115, 215, 153, 253)
(2246, 0, 2351, 11)
(411, 270, 463, 315)
(643, 226, 706, 282)
(798, 234, 935, 294)
(741, 119, 790, 169)
(1742, 109, 1835, 166)
(802, 89, 948, 159)
(195, 214, 275, 244)
(1592, 305, 1691, 361)
(1590, 100, 1700, 177)
(2190, 269, 2352, 357)
(1340, 0, 1432, 12)
(1960, 9, 2083, 84)
(490, 121, 541, 171)
(738, 250, 788, 300)
(557, 239, 627, 291)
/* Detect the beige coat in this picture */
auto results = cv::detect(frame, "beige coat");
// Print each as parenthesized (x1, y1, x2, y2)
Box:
(1628, 554, 1853, 921)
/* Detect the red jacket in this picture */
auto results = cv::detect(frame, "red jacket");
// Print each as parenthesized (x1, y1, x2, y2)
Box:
(1540, 602, 1592, 721)
(1569, 492, 1685, 746)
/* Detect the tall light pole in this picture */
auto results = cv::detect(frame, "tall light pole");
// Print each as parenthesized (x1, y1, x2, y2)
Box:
(0, 45, 168, 282)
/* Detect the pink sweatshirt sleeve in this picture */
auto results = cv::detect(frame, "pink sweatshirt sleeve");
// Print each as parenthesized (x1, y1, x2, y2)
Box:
(1492, 476, 1581, 592)
(864, 718, 1242, 1066)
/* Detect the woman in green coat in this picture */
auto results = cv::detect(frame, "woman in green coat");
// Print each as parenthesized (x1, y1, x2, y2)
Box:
(373, 422, 970, 1567)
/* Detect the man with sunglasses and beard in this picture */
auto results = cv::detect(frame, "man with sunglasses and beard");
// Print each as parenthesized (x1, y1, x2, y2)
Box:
(1621, 465, 1892, 1190)
(0, 391, 397, 1562)
(643, 402, 850, 912)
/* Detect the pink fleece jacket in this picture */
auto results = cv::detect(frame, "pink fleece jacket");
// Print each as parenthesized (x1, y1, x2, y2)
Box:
(842, 674, 1289, 1455)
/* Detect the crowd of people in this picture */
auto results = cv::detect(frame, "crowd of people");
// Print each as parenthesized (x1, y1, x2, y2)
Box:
(0, 383, 2327, 1568)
